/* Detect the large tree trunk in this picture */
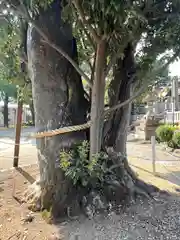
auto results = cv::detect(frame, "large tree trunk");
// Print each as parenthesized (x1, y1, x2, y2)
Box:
(27, 0, 88, 216)
(3, 93, 9, 128)
(102, 43, 160, 200)
(103, 43, 140, 193)
(104, 43, 135, 154)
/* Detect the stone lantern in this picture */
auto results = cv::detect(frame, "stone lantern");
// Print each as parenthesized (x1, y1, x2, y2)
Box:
(137, 89, 163, 140)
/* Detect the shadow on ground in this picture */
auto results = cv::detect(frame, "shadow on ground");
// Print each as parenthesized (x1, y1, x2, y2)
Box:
(15, 167, 36, 184)
(130, 163, 180, 192)
(127, 138, 142, 143)
(127, 138, 151, 145)
(159, 170, 180, 187)
(130, 164, 153, 175)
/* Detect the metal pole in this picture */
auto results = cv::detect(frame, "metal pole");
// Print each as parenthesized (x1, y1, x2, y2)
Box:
(151, 135, 156, 175)
(13, 100, 23, 167)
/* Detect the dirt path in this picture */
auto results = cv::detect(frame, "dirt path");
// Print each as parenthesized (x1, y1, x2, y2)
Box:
(0, 143, 37, 171)
(0, 127, 36, 170)
(127, 140, 180, 188)
(0, 165, 59, 240)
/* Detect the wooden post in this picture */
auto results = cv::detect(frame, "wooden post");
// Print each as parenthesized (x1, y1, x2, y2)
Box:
(13, 101, 23, 167)
(172, 100, 175, 126)
(151, 135, 156, 175)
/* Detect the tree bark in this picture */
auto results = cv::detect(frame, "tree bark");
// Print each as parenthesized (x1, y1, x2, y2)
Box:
(27, 0, 88, 215)
(29, 99, 35, 126)
(90, 40, 106, 157)
(104, 43, 135, 154)
(3, 93, 9, 128)
(102, 44, 158, 199)
(103, 43, 137, 192)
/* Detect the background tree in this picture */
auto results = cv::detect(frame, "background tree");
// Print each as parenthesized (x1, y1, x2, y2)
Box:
(0, 21, 18, 127)
(0, 17, 34, 125)
(0, 77, 17, 127)
(135, 57, 172, 104)
(0, 0, 180, 218)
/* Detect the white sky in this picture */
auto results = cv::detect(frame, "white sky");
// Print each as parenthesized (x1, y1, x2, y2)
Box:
(169, 60, 180, 76)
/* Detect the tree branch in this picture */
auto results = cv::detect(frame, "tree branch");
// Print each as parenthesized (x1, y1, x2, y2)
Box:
(3, 0, 92, 88)
(86, 58, 93, 72)
(104, 48, 180, 116)
(79, 33, 93, 71)
(73, 0, 101, 43)
(90, 52, 96, 83)
(78, 19, 96, 50)
(105, 43, 129, 77)
(105, 51, 121, 77)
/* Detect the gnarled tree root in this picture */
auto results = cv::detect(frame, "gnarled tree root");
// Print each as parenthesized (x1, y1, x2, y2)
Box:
(23, 179, 42, 212)
(23, 179, 163, 221)
(22, 149, 168, 220)
(106, 147, 168, 201)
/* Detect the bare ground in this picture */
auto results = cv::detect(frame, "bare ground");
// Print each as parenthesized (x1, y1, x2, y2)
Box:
(0, 165, 59, 240)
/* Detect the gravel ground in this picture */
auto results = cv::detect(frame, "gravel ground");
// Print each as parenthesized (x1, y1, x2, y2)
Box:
(59, 195, 180, 240)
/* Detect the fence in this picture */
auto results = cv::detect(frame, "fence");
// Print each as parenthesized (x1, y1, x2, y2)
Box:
(0, 104, 32, 127)
(132, 110, 180, 125)
(154, 102, 180, 114)
(165, 111, 180, 123)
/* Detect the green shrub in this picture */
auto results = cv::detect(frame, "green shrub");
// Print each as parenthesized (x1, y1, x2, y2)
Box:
(60, 141, 109, 188)
(156, 125, 176, 143)
(155, 135, 161, 143)
(172, 131, 180, 148)
(167, 139, 177, 149)
(22, 120, 35, 126)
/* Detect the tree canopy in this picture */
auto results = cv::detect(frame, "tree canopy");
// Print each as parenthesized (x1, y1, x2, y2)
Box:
(0, 15, 31, 103)
(0, 1, 179, 94)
